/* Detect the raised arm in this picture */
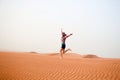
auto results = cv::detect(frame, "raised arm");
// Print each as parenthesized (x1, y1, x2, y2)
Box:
(61, 28, 63, 34)
(65, 33, 73, 38)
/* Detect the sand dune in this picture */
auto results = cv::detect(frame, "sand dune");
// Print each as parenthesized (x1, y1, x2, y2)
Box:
(0, 52, 120, 80)
(82, 54, 99, 58)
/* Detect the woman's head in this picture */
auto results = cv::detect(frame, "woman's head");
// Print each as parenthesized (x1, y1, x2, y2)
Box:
(62, 32, 66, 37)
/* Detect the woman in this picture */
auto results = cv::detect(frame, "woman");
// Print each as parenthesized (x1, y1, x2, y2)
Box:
(60, 29, 73, 58)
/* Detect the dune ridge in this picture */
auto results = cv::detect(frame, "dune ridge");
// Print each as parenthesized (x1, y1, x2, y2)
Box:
(0, 52, 120, 80)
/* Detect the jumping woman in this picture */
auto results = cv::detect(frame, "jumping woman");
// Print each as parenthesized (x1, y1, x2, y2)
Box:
(60, 28, 73, 58)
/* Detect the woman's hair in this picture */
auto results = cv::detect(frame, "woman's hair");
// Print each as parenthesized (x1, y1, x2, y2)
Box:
(62, 32, 66, 37)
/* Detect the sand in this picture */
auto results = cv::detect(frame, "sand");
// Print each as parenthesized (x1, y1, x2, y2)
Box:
(0, 52, 120, 80)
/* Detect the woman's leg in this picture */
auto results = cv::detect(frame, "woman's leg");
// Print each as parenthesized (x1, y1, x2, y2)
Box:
(63, 48, 71, 54)
(60, 48, 64, 58)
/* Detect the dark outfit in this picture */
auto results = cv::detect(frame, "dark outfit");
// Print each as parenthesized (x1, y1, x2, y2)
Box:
(61, 43, 66, 49)
(61, 36, 66, 49)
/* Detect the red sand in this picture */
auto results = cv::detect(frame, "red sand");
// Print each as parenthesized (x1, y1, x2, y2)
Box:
(0, 52, 120, 80)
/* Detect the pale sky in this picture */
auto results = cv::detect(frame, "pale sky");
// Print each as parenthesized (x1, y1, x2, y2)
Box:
(0, 0, 120, 58)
